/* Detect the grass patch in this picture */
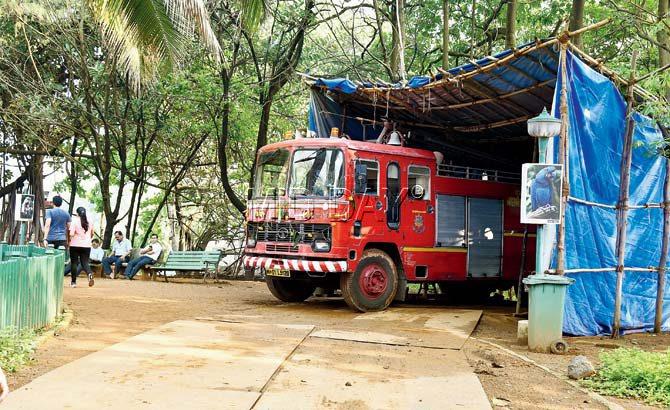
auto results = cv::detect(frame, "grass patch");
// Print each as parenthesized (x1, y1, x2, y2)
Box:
(0, 328, 37, 373)
(582, 347, 670, 406)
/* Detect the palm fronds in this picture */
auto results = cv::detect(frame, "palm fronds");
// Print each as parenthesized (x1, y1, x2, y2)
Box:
(86, 0, 221, 91)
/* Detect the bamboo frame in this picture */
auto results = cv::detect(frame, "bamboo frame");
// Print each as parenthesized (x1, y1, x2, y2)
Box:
(555, 43, 570, 276)
(655, 149, 670, 333)
(548, 267, 661, 274)
(567, 43, 656, 102)
(612, 51, 638, 338)
(567, 196, 664, 209)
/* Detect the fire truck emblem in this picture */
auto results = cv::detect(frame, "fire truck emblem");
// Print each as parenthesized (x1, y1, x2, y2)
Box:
(413, 214, 425, 233)
(277, 227, 290, 240)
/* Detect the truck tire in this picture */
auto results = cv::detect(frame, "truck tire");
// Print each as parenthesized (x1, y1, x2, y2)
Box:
(340, 249, 398, 312)
(266, 278, 316, 302)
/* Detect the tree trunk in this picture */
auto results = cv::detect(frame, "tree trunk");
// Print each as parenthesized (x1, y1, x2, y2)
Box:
(506, 0, 518, 49)
(390, 0, 406, 82)
(442, 0, 450, 68)
(67, 137, 79, 215)
(569, 0, 585, 48)
(659, 0, 670, 101)
(131, 179, 145, 242)
(247, 96, 274, 199)
(218, 71, 247, 213)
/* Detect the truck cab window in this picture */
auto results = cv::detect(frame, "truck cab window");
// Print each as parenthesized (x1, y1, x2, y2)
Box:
(254, 149, 289, 197)
(289, 149, 345, 197)
(356, 159, 379, 195)
(387, 162, 400, 229)
(408, 165, 430, 200)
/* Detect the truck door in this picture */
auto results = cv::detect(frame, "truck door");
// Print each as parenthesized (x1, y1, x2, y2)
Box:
(467, 198, 503, 277)
(404, 165, 434, 247)
(353, 159, 383, 238)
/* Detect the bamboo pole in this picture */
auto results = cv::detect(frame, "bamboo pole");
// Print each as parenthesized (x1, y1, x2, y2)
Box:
(555, 42, 570, 276)
(515, 226, 529, 315)
(612, 51, 638, 338)
(655, 132, 670, 333)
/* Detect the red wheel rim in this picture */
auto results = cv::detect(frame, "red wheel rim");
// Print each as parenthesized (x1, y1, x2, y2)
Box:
(358, 263, 388, 299)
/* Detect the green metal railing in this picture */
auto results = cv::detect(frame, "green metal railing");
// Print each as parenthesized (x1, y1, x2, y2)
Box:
(0, 243, 65, 331)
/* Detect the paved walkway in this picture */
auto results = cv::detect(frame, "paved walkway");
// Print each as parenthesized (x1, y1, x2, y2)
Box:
(6, 301, 490, 409)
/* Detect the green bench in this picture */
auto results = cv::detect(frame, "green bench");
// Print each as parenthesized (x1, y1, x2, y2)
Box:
(147, 250, 223, 282)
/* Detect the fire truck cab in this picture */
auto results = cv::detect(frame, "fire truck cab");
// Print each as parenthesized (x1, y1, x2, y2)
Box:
(244, 136, 534, 312)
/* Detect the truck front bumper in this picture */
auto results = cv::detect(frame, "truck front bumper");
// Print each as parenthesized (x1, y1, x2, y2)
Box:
(243, 256, 347, 273)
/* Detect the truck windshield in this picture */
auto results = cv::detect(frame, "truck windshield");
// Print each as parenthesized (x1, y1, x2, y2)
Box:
(289, 148, 345, 198)
(254, 149, 289, 197)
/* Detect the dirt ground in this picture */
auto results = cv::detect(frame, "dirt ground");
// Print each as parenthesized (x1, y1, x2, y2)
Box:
(8, 278, 670, 409)
(465, 307, 669, 410)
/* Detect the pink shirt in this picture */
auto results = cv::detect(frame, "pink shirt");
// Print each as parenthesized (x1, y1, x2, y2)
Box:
(69, 216, 93, 248)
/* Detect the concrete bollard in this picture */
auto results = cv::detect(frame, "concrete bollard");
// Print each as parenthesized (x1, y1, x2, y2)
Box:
(517, 319, 528, 346)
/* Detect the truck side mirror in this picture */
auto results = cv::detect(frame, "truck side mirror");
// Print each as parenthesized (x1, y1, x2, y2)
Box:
(355, 163, 367, 194)
(409, 184, 425, 200)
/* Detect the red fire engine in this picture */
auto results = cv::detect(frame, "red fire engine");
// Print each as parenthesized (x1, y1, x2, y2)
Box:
(243, 136, 535, 312)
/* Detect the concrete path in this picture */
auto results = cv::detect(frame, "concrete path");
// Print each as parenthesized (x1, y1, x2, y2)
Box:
(4, 308, 490, 409)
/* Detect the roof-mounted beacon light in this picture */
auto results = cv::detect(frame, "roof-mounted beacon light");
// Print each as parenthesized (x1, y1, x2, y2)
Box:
(527, 107, 561, 138)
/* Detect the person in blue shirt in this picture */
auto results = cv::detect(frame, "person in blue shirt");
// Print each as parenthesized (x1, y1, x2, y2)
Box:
(43, 196, 71, 249)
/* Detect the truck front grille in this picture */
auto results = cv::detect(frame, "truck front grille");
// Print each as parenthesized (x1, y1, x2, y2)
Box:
(247, 222, 331, 244)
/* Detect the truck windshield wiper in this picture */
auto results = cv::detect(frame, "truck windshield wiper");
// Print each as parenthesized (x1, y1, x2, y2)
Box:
(294, 148, 326, 163)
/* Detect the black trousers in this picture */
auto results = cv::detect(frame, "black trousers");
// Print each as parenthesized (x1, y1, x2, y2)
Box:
(69, 246, 92, 284)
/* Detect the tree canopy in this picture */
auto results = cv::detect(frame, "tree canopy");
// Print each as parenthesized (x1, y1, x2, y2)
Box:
(1, 0, 668, 249)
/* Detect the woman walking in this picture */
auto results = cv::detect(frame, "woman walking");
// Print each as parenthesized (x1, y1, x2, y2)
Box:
(69, 207, 95, 287)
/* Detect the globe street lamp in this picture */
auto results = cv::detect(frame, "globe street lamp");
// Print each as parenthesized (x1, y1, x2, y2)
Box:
(527, 107, 562, 139)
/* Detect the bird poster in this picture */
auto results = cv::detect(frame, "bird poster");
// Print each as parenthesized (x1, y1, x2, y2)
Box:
(15, 194, 35, 221)
(521, 163, 563, 224)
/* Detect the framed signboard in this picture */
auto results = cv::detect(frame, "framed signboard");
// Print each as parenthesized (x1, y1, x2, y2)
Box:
(521, 163, 563, 224)
(15, 194, 35, 221)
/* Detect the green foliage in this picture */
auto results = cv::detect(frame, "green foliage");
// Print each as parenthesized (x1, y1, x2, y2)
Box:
(583, 348, 670, 406)
(0, 328, 37, 373)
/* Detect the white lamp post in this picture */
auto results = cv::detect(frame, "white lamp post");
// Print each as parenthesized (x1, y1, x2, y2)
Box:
(526, 107, 562, 279)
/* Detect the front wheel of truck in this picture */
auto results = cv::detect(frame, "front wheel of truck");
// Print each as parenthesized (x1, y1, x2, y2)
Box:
(341, 249, 398, 312)
(266, 278, 316, 302)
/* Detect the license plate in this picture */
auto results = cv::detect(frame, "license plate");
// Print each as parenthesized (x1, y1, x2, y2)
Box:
(267, 268, 290, 278)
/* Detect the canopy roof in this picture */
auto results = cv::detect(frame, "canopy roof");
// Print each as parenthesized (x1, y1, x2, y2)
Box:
(305, 36, 653, 170)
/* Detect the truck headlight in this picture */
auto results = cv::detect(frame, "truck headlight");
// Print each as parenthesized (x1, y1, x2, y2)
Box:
(312, 240, 331, 252)
(246, 237, 257, 248)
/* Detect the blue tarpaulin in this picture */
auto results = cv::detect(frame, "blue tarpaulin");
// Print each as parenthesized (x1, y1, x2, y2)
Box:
(307, 41, 669, 336)
(553, 52, 670, 335)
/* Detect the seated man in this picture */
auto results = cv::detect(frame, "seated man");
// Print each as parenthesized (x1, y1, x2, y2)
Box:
(101, 231, 132, 279)
(89, 238, 105, 277)
(124, 234, 163, 280)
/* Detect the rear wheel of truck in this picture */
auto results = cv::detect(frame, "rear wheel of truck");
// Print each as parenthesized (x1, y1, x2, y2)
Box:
(340, 249, 398, 312)
(266, 278, 316, 302)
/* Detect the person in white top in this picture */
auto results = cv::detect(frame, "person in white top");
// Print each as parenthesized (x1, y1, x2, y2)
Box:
(124, 234, 163, 280)
(89, 238, 105, 262)
(102, 231, 132, 278)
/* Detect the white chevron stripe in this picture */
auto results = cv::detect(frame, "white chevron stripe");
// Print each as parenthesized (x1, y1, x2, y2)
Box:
(325, 261, 336, 272)
(338, 261, 347, 271)
(312, 261, 322, 272)
(264, 259, 272, 269)
(302, 261, 310, 271)
(291, 260, 299, 270)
